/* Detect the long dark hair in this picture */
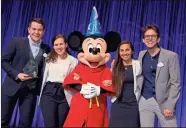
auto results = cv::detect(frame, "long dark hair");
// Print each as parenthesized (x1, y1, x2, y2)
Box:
(46, 34, 68, 63)
(112, 40, 134, 97)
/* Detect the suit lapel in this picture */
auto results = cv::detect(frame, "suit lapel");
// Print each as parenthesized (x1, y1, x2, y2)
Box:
(132, 60, 137, 92)
(156, 48, 165, 81)
(139, 50, 147, 75)
(40, 42, 47, 53)
(24, 38, 31, 61)
(40, 43, 48, 74)
(132, 60, 136, 75)
(40, 43, 48, 62)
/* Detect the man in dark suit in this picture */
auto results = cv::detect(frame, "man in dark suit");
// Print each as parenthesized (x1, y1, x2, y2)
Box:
(1, 18, 50, 127)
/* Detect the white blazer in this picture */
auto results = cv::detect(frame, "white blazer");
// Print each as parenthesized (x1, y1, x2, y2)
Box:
(38, 55, 77, 106)
(111, 59, 142, 103)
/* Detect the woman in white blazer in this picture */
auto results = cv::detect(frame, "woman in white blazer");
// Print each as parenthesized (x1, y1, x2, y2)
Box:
(38, 34, 78, 127)
(109, 41, 141, 127)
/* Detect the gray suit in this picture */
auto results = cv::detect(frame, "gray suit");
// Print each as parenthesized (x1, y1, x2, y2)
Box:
(138, 48, 180, 127)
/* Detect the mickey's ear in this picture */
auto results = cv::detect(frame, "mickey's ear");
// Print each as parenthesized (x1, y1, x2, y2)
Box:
(104, 31, 121, 52)
(68, 31, 84, 51)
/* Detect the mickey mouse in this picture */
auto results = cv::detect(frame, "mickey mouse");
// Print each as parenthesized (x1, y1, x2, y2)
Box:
(63, 6, 121, 127)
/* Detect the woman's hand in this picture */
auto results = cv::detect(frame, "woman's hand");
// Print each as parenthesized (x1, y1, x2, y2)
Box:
(102, 80, 112, 87)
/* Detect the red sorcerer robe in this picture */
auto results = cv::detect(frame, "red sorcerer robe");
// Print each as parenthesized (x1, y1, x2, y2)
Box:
(63, 63, 114, 127)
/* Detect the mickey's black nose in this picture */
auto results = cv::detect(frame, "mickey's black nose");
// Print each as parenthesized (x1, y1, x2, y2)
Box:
(89, 47, 100, 55)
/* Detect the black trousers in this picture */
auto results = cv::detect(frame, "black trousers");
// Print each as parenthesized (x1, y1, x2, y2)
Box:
(40, 82, 69, 128)
(1, 85, 37, 127)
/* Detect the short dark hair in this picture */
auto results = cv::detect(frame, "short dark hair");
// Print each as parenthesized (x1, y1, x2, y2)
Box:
(142, 25, 160, 38)
(29, 18, 45, 29)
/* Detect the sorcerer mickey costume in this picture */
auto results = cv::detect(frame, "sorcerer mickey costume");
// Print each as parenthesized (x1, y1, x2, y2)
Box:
(62, 6, 121, 127)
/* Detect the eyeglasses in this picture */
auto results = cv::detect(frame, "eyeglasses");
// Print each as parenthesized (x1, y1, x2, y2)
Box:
(144, 35, 158, 40)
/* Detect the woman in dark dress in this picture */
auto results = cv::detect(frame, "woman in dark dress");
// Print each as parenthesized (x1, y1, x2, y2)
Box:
(109, 41, 141, 127)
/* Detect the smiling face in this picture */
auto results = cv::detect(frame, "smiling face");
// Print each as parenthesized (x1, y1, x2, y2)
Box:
(119, 43, 133, 62)
(28, 21, 44, 42)
(83, 37, 107, 62)
(53, 37, 67, 56)
(143, 29, 160, 49)
(78, 37, 110, 68)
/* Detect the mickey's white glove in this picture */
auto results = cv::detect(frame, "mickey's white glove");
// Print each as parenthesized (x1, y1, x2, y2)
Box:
(80, 85, 91, 95)
(83, 91, 97, 99)
(87, 82, 100, 96)
(80, 84, 96, 99)
(80, 83, 101, 99)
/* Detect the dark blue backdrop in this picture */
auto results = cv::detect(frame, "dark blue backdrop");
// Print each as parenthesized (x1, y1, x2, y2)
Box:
(2, 0, 186, 127)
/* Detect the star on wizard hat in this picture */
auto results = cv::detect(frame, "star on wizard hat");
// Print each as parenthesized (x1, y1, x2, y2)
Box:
(84, 6, 104, 37)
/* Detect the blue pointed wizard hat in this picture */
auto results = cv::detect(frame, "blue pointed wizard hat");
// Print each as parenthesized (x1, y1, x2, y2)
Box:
(84, 6, 104, 37)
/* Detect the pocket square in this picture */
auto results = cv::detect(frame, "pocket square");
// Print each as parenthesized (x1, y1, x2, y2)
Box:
(157, 62, 164, 67)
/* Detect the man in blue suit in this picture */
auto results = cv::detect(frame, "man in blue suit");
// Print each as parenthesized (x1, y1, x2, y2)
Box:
(1, 18, 50, 127)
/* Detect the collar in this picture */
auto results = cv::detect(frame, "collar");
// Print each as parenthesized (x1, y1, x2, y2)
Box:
(28, 35, 42, 47)
(147, 49, 160, 59)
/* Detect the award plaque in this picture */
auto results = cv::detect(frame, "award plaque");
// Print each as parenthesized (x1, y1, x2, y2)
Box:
(23, 59, 38, 78)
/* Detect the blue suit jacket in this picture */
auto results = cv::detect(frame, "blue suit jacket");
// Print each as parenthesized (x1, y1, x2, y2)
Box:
(2, 37, 50, 96)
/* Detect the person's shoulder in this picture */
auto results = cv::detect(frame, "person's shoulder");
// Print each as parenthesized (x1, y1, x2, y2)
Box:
(139, 50, 146, 54)
(11, 37, 28, 43)
(132, 59, 140, 64)
(6, 37, 28, 47)
(132, 59, 139, 62)
(132, 60, 141, 68)
(68, 54, 78, 63)
(68, 54, 77, 60)
(162, 48, 178, 57)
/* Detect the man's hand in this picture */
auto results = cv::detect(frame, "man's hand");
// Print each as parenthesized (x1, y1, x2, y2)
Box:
(163, 108, 173, 117)
(17, 73, 32, 81)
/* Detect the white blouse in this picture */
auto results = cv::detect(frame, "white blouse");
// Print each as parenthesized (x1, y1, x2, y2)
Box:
(38, 54, 78, 105)
(46, 55, 77, 83)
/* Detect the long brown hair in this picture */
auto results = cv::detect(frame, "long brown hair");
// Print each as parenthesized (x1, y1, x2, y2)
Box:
(46, 34, 67, 63)
(112, 40, 134, 97)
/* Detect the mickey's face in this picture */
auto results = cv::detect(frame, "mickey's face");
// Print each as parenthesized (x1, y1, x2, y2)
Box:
(83, 38, 107, 61)
(78, 37, 111, 68)
(67, 31, 121, 68)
